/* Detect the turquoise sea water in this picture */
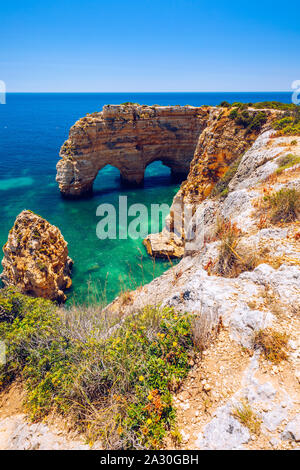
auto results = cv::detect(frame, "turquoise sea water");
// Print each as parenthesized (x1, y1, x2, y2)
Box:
(0, 92, 292, 304)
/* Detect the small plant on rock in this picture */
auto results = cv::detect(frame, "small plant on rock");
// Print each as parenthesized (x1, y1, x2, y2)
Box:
(211, 156, 242, 197)
(265, 188, 300, 223)
(254, 328, 289, 363)
(233, 400, 261, 435)
(216, 220, 241, 276)
(276, 154, 300, 174)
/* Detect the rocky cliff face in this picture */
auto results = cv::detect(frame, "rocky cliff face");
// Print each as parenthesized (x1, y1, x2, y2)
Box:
(107, 131, 300, 450)
(1, 108, 299, 451)
(1, 211, 73, 302)
(144, 107, 279, 257)
(56, 104, 209, 197)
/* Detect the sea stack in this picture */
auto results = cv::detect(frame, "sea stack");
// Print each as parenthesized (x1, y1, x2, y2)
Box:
(1, 210, 73, 302)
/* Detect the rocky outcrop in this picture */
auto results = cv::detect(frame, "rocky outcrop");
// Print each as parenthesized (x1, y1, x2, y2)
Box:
(56, 104, 210, 197)
(108, 132, 300, 344)
(106, 131, 300, 450)
(1, 211, 73, 302)
(142, 229, 184, 258)
(144, 108, 280, 256)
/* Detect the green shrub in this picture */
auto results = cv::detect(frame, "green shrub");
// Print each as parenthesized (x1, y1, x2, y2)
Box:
(276, 153, 300, 174)
(0, 289, 193, 449)
(219, 101, 231, 108)
(233, 400, 261, 434)
(234, 110, 267, 132)
(272, 106, 300, 135)
(211, 156, 242, 197)
(231, 102, 248, 110)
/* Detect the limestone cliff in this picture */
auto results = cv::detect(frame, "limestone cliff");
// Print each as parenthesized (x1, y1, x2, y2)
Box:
(56, 104, 209, 197)
(1, 211, 73, 302)
(144, 107, 279, 257)
(1, 112, 300, 451)
(107, 131, 300, 450)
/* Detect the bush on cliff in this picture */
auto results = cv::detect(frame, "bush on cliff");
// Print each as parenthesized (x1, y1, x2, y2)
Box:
(272, 106, 300, 136)
(0, 288, 194, 449)
(265, 188, 300, 223)
(230, 109, 267, 133)
(251, 101, 297, 111)
(211, 156, 242, 197)
(276, 153, 300, 174)
(221, 101, 297, 111)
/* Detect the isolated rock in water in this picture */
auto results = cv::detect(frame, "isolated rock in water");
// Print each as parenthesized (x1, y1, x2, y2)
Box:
(143, 229, 184, 258)
(1, 210, 73, 302)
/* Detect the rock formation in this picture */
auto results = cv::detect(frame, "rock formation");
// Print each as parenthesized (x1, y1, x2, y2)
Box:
(56, 104, 210, 197)
(144, 107, 280, 257)
(2, 105, 300, 451)
(1, 210, 73, 302)
(57, 103, 279, 258)
(106, 131, 300, 450)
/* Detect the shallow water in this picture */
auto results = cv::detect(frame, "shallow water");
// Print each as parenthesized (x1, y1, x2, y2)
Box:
(0, 92, 292, 304)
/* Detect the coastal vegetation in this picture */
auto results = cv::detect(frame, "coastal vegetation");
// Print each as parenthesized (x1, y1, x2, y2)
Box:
(233, 400, 262, 435)
(254, 328, 289, 363)
(229, 108, 268, 133)
(1, 100, 300, 450)
(264, 188, 300, 223)
(211, 156, 242, 197)
(0, 287, 195, 449)
(276, 154, 300, 174)
(272, 111, 300, 135)
(219, 100, 300, 136)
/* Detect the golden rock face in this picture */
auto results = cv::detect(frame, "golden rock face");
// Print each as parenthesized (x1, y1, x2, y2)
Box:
(1, 210, 73, 302)
(180, 108, 277, 201)
(56, 104, 210, 197)
(143, 108, 280, 258)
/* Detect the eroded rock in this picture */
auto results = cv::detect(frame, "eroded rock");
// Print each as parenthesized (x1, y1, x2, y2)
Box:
(1, 210, 73, 302)
(56, 104, 210, 197)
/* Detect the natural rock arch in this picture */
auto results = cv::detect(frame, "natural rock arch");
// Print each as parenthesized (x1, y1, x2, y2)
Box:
(56, 104, 210, 197)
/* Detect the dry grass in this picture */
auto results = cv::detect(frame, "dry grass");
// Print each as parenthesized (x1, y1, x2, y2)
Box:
(119, 290, 133, 307)
(232, 400, 261, 435)
(254, 328, 289, 363)
(265, 188, 300, 224)
(215, 219, 257, 277)
(192, 310, 223, 354)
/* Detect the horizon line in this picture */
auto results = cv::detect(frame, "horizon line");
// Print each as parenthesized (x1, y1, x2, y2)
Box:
(5, 90, 292, 94)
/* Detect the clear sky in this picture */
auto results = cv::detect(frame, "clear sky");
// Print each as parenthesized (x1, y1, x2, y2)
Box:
(1, 0, 298, 92)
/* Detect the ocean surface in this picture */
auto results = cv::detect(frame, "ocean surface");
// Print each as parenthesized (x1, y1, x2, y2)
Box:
(0, 92, 292, 304)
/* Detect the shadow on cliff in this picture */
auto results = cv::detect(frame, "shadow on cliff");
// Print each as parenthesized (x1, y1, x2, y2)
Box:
(91, 161, 177, 197)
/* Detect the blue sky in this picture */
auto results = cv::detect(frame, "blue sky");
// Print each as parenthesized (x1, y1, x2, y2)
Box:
(0, 0, 298, 92)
